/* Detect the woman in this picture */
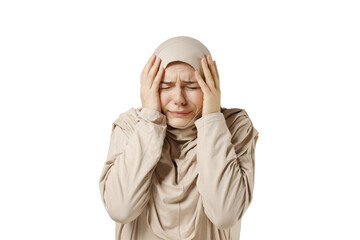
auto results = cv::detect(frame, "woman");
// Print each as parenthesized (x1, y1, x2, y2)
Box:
(99, 36, 259, 240)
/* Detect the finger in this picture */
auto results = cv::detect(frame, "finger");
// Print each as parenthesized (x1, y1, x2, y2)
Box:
(213, 60, 220, 89)
(152, 66, 164, 90)
(207, 55, 218, 89)
(201, 57, 215, 89)
(213, 61, 219, 79)
(141, 54, 156, 79)
(195, 70, 209, 94)
(146, 56, 161, 88)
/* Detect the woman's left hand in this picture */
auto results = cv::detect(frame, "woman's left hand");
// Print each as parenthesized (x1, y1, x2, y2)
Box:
(195, 55, 221, 116)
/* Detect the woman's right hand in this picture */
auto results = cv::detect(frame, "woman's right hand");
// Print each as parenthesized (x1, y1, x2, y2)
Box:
(140, 54, 164, 113)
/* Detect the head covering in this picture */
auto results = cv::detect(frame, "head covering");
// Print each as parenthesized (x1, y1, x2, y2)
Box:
(154, 36, 211, 78)
(153, 36, 212, 131)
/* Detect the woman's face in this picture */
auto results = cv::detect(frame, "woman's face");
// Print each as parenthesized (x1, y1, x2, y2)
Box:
(160, 61, 203, 128)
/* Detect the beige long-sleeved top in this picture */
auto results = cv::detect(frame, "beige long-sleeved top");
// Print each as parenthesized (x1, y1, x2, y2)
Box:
(99, 107, 259, 240)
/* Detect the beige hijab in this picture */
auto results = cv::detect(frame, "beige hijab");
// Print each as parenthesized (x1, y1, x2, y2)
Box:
(154, 36, 212, 130)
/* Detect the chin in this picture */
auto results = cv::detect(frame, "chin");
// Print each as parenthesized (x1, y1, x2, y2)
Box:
(168, 119, 189, 128)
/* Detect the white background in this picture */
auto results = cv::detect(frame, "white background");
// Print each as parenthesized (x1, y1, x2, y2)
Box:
(1, 0, 359, 239)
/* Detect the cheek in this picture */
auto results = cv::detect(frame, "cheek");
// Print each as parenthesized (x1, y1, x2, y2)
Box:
(159, 92, 169, 105)
(189, 91, 203, 106)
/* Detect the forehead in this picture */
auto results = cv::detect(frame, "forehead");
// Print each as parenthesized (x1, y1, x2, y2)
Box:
(163, 61, 196, 82)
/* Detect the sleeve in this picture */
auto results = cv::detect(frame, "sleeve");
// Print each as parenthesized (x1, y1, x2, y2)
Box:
(99, 108, 167, 224)
(194, 111, 259, 229)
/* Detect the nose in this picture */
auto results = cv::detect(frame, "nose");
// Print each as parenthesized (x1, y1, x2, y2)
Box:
(173, 86, 186, 106)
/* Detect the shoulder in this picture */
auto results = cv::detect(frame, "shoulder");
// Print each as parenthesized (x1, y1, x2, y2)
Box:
(221, 107, 259, 155)
(112, 107, 141, 133)
(114, 107, 166, 126)
(221, 106, 259, 139)
(221, 107, 252, 129)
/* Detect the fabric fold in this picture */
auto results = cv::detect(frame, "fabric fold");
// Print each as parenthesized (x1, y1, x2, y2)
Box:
(99, 106, 259, 239)
(99, 107, 167, 224)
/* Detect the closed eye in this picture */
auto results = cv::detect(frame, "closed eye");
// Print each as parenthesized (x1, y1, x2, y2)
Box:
(160, 85, 200, 90)
(160, 82, 200, 90)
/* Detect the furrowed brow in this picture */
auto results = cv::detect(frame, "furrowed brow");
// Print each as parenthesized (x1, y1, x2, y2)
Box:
(161, 80, 197, 84)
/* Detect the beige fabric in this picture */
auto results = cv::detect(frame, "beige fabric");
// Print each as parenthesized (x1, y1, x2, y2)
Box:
(154, 36, 211, 81)
(99, 106, 259, 239)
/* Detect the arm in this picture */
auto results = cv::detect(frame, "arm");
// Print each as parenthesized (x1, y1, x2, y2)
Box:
(194, 110, 259, 229)
(99, 108, 167, 224)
